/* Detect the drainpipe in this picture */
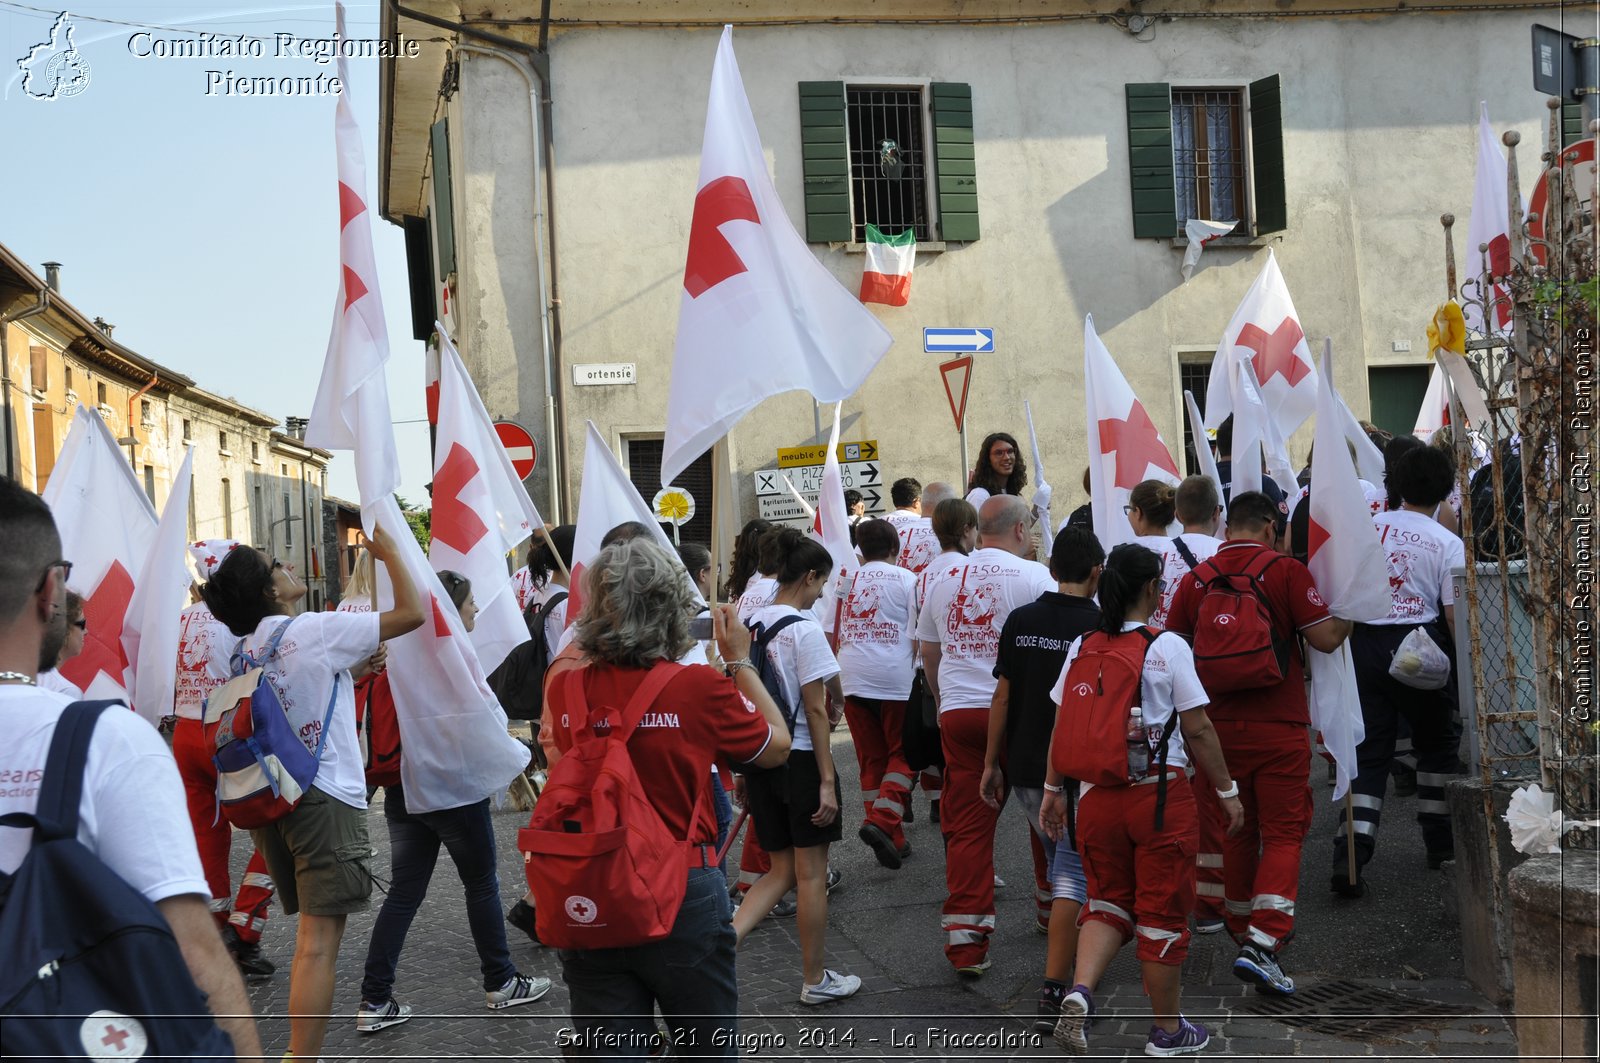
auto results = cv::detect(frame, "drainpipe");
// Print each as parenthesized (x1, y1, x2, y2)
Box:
(388, 1, 570, 521)
(124, 375, 159, 469)
(0, 286, 51, 481)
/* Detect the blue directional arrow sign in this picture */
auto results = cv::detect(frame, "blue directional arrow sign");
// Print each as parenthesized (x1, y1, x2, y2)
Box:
(923, 327, 995, 353)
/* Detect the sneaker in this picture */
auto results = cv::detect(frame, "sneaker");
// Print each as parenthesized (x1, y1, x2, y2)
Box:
(799, 968, 862, 1005)
(897, 840, 912, 860)
(826, 866, 842, 894)
(770, 897, 798, 918)
(1233, 944, 1295, 995)
(1034, 914, 1052, 935)
(859, 823, 903, 869)
(993, 873, 1006, 889)
(357, 999, 413, 1034)
(486, 973, 552, 1009)
(1330, 869, 1367, 898)
(221, 925, 275, 983)
(903, 800, 915, 824)
(1034, 982, 1067, 1034)
(1053, 986, 1093, 1055)
(1193, 916, 1227, 935)
(954, 957, 991, 978)
(1144, 1017, 1210, 1056)
(506, 899, 542, 946)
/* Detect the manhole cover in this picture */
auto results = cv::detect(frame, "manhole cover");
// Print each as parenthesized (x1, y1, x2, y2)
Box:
(1245, 979, 1476, 1039)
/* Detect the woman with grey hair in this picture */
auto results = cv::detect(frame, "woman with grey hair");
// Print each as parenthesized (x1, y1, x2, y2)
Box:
(543, 537, 793, 1057)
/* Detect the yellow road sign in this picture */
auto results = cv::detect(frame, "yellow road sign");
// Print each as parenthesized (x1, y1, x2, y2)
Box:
(776, 439, 878, 468)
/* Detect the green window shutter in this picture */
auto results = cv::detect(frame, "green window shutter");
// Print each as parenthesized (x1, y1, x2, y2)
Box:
(1249, 74, 1287, 235)
(1561, 101, 1585, 147)
(1126, 83, 1176, 239)
(931, 82, 979, 242)
(799, 82, 850, 243)
(430, 118, 457, 277)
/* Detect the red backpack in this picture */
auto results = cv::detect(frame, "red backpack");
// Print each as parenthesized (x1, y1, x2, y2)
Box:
(1050, 627, 1162, 787)
(1050, 627, 1180, 832)
(1188, 551, 1292, 694)
(355, 672, 402, 789)
(518, 661, 698, 950)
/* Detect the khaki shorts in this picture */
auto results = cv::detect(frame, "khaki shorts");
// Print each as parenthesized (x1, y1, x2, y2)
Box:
(250, 786, 373, 916)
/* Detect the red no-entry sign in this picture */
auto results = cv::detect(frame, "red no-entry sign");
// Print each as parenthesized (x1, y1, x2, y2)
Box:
(494, 421, 537, 480)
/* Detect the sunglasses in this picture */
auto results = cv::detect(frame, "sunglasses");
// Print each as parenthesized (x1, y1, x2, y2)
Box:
(36, 559, 72, 593)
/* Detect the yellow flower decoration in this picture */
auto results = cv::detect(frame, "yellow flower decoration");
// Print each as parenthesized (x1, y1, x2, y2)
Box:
(656, 489, 692, 523)
(1427, 301, 1467, 360)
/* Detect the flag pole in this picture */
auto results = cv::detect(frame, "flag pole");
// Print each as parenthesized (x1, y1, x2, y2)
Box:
(709, 437, 725, 611)
(534, 522, 571, 584)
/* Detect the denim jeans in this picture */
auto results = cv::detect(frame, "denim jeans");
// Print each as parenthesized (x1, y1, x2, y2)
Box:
(559, 867, 738, 1060)
(360, 785, 516, 1002)
(710, 772, 734, 878)
(1012, 785, 1088, 903)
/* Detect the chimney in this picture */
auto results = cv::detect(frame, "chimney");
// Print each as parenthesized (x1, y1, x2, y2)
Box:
(284, 415, 309, 440)
(42, 261, 61, 293)
(93, 316, 114, 338)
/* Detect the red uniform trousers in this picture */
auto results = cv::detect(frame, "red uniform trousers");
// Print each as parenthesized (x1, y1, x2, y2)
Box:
(1189, 758, 1227, 922)
(844, 697, 911, 848)
(1191, 720, 1313, 953)
(1075, 774, 1198, 965)
(172, 717, 275, 943)
(939, 708, 999, 969)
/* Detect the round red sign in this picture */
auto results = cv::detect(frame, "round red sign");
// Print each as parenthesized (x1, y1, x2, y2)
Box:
(493, 421, 537, 480)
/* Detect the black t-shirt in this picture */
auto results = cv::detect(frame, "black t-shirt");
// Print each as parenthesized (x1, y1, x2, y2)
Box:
(992, 591, 1101, 787)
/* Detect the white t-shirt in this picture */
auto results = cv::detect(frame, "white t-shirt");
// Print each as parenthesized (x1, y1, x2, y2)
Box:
(523, 582, 570, 655)
(966, 487, 992, 509)
(1132, 532, 1224, 630)
(835, 561, 920, 700)
(36, 669, 82, 699)
(915, 547, 1054, 711)
(206, 612, 381, 808)
(1372, 509, 1467, 625)
(511, 566, 539, 612)
(747, 603, 838, 752)
(0, 687, 209, 904)
(174, 602, 234, 720)
(895, 517, 941, 575)
(1049, 622, 1209, 776)
(736, 576, 779, 624)
(884, 508, 920, 533)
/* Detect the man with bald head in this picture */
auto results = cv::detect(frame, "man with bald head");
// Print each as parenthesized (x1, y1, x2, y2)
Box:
(916, 493, 1054, 977)
(896, 480, 955, 575)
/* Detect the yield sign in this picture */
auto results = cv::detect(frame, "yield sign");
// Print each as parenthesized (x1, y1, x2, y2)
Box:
(493, 420, 537, 480)
(939, 355, 974, 433)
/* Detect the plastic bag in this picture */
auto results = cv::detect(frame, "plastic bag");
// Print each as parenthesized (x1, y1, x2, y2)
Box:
(1388, 626, 1450, 690)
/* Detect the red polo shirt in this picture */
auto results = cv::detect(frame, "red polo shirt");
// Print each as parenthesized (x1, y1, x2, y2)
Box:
(545, 662, 772, 845)
(1164, 540, 1333, 726)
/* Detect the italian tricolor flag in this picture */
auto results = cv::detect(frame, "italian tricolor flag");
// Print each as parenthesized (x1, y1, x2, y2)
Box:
(859, 224, 916, 306)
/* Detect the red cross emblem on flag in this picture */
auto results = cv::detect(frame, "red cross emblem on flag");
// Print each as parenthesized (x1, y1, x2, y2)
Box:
(430, 443, 489, 555)
(58, 561, 135, 694)
(1235, 317, 1310, 387)
(683, 176, 759, 298)
(1097, 404, 1180, 490)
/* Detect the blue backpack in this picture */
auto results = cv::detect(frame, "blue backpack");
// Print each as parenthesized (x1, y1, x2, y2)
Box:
(0, 701, 235, 1061)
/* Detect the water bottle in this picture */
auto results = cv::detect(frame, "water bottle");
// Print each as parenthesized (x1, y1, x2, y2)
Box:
(1126, 706, 1149, 781)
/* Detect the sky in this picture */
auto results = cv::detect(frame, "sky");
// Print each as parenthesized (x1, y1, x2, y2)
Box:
(2, 0, 434, 507)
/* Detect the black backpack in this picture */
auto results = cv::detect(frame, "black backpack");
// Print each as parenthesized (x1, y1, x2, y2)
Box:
(741, 614, 806, 776)
(488, 591, 568, 722)
(1469, 460, 1525, 562)
(0, 701, 235, 1061)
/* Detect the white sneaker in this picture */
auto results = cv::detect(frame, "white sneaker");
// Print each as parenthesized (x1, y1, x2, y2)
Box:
(486, 973, 552, 1009)
(993, 873, 1006, 888)
(799, 968, 861, 1005)
(357, 998, 412, 1033)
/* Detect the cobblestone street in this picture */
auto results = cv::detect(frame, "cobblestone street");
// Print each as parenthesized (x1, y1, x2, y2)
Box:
(240, 729, 1518, 1061)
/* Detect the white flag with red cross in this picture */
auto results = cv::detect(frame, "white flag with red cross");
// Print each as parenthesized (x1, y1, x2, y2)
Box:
(306, 4, 528, 813)
(1084, 314, 1183, 548)
(428, 325, 542, 675)
(40, 406, 159, 716)
(1464, 102, 1512, 335)
(812, 404, 858, 633)
(566, 421, 693, 627)
(122, 447, 195, 725)
(1305, 343, 1388, 798)
(1204, 249, 1320, 440)
(662, 25, 892, 487)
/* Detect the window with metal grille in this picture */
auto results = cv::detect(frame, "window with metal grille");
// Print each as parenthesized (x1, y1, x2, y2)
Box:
(624, 437, 713, 548)
(1179, 359, 1215, 476)
(846, 87, 931, 243)
(1171, 89, 1246, 227)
